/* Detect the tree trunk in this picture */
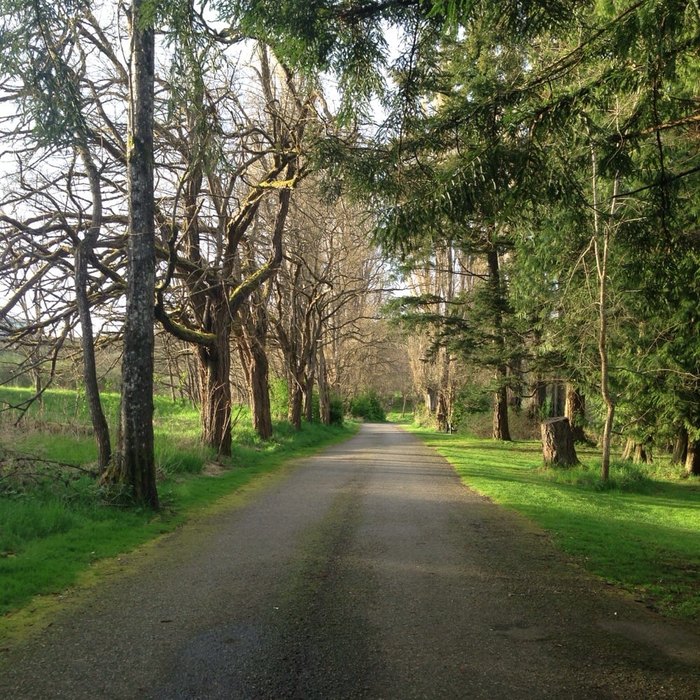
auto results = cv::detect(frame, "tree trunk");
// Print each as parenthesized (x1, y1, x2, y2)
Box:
(165, 344, 178, 403)
(436, 392, 449, 432)
(564, 384, 587, 443)
(103, 1, 158, 508)
(507, 357, 522, 410)
(541, 417, 579, 467)
(31, 299, 43, 399)
(591, 149, 618, 481)
(600, 405, 615, 481)
(288, 377, 303, 430)
(486, 247, 511, 441)
(186, 352, 200, 406)
(685, 440, 700, 476)
(634, 443, 652, 464)
(671, 426, 688, 465)
(528, 378, 547, 419)
(198, 324, 233, 456)
(622, 438, 634, 461)
(75, 144, 111, 471)
(425, 387, 437, 414)
(245, 340, 273, 440)
(75, 243, 112, 471)
(317, 346, 331, 426)
(492, 373, 512, 441)
(622, 439, 652, 463)
(303, 373, 315, 423)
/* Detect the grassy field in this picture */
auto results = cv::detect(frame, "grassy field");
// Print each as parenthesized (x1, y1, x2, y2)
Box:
(0, 387, 357, 619)
(398, 417, 700, 621)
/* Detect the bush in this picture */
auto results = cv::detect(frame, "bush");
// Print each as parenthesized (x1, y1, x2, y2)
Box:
(270, 378, 288, 421)
(329, 396, 344, 425)
(349, 392, 386, 422)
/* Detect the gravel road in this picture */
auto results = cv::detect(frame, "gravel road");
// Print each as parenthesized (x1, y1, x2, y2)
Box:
(1, 423, 698, 699)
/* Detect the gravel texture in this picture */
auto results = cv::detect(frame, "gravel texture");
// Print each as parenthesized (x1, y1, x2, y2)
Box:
(1, 423, 698, 699)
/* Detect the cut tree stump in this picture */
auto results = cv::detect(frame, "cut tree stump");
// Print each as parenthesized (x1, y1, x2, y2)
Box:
(541, 417, 579, 467)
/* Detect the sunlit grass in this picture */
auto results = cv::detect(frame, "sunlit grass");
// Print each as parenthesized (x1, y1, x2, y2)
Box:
(402, 425, 700, 621)
(0, 386, 357, 618)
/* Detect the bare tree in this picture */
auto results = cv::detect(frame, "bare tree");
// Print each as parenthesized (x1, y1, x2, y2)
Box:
(270, 188, 394, 426)
(0, 2, 123, 469)
(152, 43, 318, 454)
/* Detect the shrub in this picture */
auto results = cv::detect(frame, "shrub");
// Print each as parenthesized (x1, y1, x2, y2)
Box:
(329, 396, 344, 425)
(349, 392, 386, 422)
(270, 378, 288, 421)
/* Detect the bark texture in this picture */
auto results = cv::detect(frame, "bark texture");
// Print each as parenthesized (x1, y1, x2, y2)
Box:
(541, 417, 579, 467)
(107, 0, 158, 508)
(240, 327, 273, 441)
(493, 376, 512, 441)
(198, 317, 233, 457)
(288, 380, 303, 430)
(686, 440, 700, 476)
(564, 384, 587, 443)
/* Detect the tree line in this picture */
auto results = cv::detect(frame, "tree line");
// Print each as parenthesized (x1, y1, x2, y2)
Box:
(0, 0, 400, 506)
(338, 0, 698, 477)
(245, 0, 698, 476)
(0, 0, 697, 505)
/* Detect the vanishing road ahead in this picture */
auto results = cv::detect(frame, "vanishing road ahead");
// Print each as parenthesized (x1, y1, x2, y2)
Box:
(1, 424, 699, 699)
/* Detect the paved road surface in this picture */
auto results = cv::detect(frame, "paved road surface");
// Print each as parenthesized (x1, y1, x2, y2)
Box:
(1, 424, 699, 698)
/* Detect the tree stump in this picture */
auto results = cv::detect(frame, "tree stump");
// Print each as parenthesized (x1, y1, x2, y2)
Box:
(686, 440, 700, 476)
(541, 417, 579, 467)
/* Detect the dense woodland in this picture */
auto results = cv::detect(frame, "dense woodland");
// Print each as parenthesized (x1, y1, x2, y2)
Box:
(0, 0, 698, 505)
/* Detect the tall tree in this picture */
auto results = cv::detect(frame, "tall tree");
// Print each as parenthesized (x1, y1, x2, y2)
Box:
(103, 0, 159, 507)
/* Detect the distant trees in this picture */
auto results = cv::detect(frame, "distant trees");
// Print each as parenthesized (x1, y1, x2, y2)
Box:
(271, 184, 390, 428)
(151, 42, 317, 455)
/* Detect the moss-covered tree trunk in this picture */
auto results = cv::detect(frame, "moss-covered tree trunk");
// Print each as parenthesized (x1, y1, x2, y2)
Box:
(240, 331, 273, 441)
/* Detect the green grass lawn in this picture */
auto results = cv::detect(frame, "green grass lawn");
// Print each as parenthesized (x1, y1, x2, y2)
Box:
(0, 387, 357, 622)
(401, 422, 700, 621)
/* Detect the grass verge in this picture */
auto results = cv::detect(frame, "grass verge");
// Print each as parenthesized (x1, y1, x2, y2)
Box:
(401, 423, 700, 621)
(0, 387, 357, 622)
